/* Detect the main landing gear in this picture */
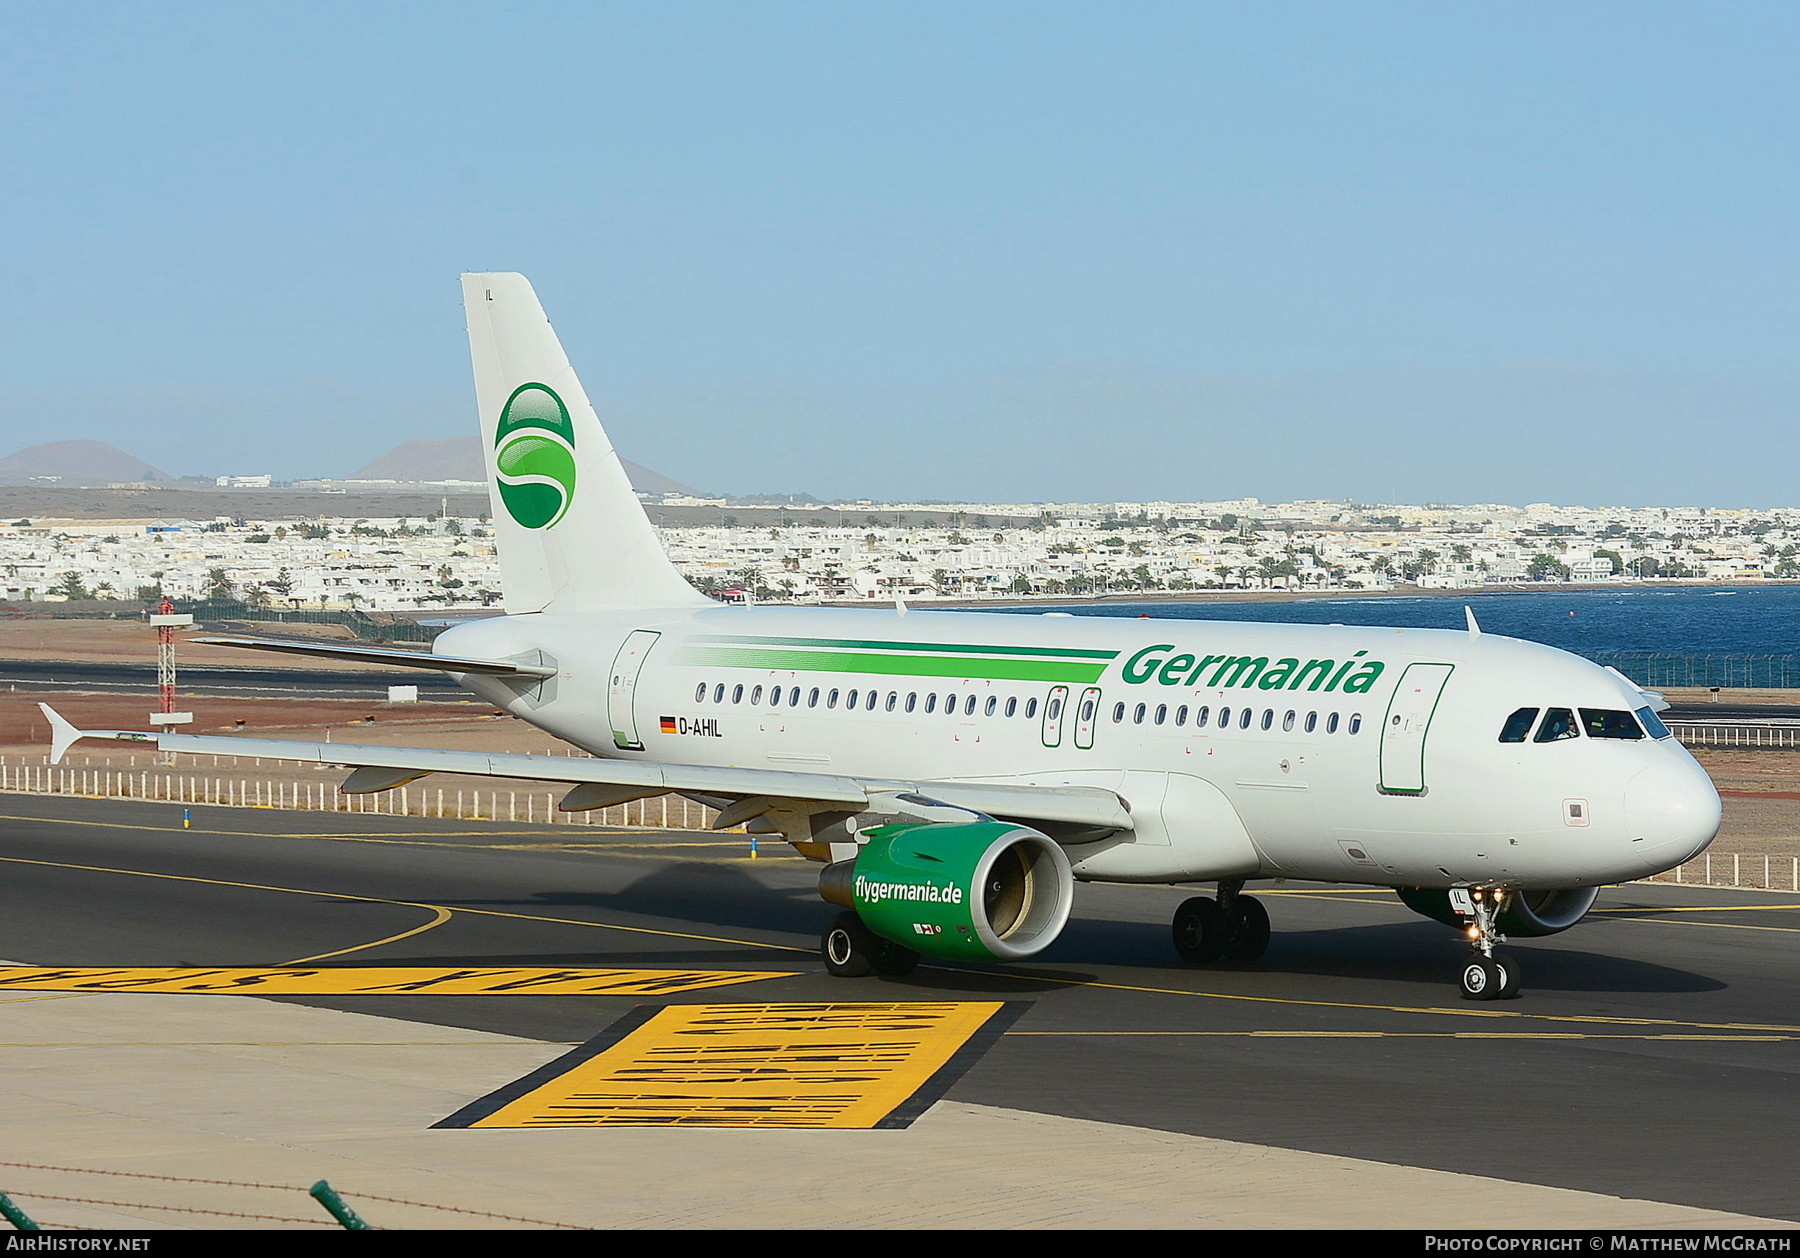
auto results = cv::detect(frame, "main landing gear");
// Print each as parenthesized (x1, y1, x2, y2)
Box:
(820, 911, 920, 978)
(1172, 880, 1270, 963)
(1457, 887, 1522, 1001)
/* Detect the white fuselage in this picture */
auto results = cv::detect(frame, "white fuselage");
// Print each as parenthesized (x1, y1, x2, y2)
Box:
(436, 605, 1721, 892)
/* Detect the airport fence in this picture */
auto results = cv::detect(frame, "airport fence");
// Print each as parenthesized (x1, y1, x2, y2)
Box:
(1594, 652, 1800, 689)
(2, 751, 1796, 889)
(1668, 722, 1800, 750)
(0, 752, 725, 832)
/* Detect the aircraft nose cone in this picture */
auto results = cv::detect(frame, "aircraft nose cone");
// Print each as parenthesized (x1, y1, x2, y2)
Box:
(1623, 759, 1721, 874)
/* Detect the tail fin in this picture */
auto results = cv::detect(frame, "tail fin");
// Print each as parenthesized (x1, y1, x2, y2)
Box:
(462, 273, 706, 613)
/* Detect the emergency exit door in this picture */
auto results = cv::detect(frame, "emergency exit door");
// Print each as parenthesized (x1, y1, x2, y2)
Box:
(1378, 662, 1454, 795)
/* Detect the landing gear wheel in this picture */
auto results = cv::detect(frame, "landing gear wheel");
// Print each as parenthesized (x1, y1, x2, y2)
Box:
(1491, 953, 1522, 1000)
(1172, 896, 1227, 963)
(821, 911, 878, 978)
(1459, 957, 1500, 1000)
(1223, 895, 1271, 962)
(871, 938, 920, 977)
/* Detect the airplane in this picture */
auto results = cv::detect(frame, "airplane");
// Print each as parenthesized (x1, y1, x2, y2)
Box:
(41, 272, 1723, 1001)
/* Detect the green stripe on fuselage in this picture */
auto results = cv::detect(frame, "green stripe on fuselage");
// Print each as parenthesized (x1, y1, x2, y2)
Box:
(677, 645, 1108, 684)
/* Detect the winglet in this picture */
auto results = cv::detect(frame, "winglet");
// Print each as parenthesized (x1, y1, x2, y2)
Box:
(1464, 606, 1481, 636)
(38, 703, 83, 764)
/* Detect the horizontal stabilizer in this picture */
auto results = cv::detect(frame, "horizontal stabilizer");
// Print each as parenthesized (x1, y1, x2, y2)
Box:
(190, 635, 557, 678)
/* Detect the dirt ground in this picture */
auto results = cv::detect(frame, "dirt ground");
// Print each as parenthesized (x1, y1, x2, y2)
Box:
(0, 618, 412, 670)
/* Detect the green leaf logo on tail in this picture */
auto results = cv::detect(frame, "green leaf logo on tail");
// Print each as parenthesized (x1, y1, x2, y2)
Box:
(494, 383, 577, 530)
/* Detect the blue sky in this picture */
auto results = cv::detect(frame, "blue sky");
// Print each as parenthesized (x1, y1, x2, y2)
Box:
(3, 2, 1796, 506)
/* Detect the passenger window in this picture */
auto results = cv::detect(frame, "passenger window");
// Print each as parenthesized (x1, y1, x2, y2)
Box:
(1498, 707, 1539, 743)
(1113, 702, 1126, 723)
(1239, 708, 1253, 730)
(828, 689, 840, 709)
(1304, 711, 1317, 733)
(1218, 706, 1231, 728)
(906, 692, 917, 712)
(789, 686, 801, 706)
(1534, 708, 1578, 742)
(1154, 704, 1167, 725)
(1025, 698, 1038, 718)
(964, 694, 977, 716)
(1582, 709, 1645, 740)
(1080, 698, 1095, 722)
(1282, 710, 1295, 732)
(732, 684, 744, 704)
(1048, 698, 1063, 721)
(695, 683, 706, 703)
(985, 696, 998, 717)
(1636, 706, 1673, 740)
(751, 685, 762, 704)
(1196, 705, 1210, 727)
(886, 692, 898, 712)
(1176, 705, 1188, 726)
(846, 689, 858, 708)
(1348, 714, 1362, 735)
(1327, 712, 1339, 734)
(1134, 703, 1146, 724)
(1005, 697, 1017, 717)
(867, 690, 878, 711)
(714, 684, 726, 704)
(808, 688, 820, 708)
(925, 694, 938, 714)
(1261, 710, 1273, 731)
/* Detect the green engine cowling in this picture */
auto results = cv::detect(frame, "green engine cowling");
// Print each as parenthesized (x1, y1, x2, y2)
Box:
(820, 820, 1074, 962)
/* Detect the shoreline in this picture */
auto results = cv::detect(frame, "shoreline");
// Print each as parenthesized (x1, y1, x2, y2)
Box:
(899, 579, 1784, 611)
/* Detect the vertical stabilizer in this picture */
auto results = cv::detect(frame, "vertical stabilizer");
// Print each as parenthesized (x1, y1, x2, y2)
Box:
(462, 273, 706, 613)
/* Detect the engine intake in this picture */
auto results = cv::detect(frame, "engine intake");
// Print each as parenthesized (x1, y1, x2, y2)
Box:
(820, 820, 1074, 962)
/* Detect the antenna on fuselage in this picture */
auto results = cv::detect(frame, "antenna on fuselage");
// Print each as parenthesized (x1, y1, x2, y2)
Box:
(1465, 606, 1481, 635)
(895, 597, 908, 616)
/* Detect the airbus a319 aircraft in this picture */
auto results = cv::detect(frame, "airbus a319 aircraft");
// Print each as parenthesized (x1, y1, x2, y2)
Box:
(44, 274, 1723, 1000)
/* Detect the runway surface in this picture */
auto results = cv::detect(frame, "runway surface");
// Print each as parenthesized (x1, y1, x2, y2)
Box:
(0, 793, 1795, 1224)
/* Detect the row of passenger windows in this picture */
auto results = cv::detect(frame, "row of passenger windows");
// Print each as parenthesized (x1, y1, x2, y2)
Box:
(1497, 705, 1672, 744)
(690, 680, 1364, 735)
(699, 680, 1041, 717)
(1111, 700, 1362, 735)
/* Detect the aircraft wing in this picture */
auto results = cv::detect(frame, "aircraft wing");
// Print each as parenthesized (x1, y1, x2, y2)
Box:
(187, 635, 557, 678)
(36, 704, 1131, 837)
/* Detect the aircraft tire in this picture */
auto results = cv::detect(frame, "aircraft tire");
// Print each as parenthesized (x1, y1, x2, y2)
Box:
(872, 938, 921, 977)
(822, 911, 879, 978)
(1224, 895, 1271, 961)
(1172, 896, 1227, 963)
(1459, 957, 1502, 1000)
(1493, 953, 1523, 1000)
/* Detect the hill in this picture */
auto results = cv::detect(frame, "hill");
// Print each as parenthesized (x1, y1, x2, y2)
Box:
(0, 440, 173, 486)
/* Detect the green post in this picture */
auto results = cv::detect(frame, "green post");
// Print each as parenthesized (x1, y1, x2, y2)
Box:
(0, 1189, 40, 1231)
(309, 1180, 371, 1230)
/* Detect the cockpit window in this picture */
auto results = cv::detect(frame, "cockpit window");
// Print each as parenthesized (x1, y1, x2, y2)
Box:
(1498, 707, 1539, 743)
(1581, 708, 1645, 740)
(1534, 708, 1578, 742)
(1635, 706, 1674, 740)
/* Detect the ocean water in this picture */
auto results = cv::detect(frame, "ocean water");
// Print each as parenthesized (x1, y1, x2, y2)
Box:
(978, 586, 1800, 658)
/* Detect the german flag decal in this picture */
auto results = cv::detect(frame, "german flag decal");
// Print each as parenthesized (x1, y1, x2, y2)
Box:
(659, 716, 678, 734)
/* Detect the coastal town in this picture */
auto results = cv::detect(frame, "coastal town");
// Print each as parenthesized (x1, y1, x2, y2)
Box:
(5, 490, 1799, 612)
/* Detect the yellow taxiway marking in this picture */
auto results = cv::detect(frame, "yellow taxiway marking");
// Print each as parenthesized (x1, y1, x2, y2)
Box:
(0, 853, 815, 956)
(0, 967, 793, 996)
(441, 1002, 1013, 1130)
(288, 905, 454, 963)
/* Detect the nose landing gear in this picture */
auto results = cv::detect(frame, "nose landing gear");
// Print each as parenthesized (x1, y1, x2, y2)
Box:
(1457, 888, 1522, 1001)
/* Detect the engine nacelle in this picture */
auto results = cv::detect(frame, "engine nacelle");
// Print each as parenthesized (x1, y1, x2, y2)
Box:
(820, 820, 1074, 961)
(1396, 886, 1600, 937)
